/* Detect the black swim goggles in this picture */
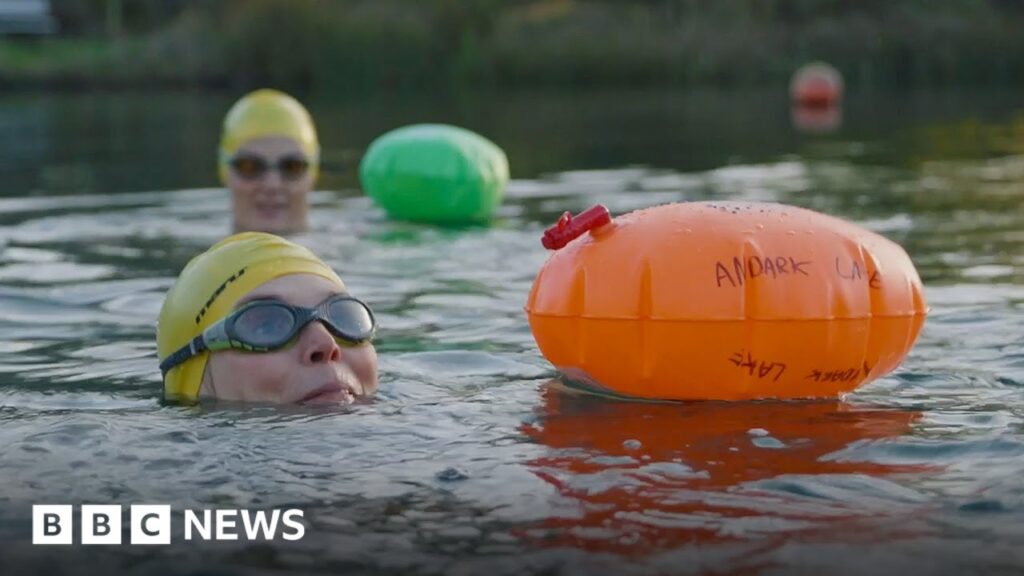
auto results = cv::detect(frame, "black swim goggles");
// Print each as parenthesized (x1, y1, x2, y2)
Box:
(229, 154, 310, 181)
(159, 294, 376, 376)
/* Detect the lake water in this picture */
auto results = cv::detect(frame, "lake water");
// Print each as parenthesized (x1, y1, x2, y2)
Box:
(0, 88, 1022, 575)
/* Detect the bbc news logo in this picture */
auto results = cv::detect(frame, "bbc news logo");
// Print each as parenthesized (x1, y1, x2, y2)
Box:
(33, 505, 305, 545)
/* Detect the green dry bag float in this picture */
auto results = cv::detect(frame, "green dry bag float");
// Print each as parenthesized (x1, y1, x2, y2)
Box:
(359, 124, 509, 224)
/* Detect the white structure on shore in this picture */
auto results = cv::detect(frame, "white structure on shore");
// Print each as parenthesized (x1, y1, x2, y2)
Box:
(0, 0, 56, 35)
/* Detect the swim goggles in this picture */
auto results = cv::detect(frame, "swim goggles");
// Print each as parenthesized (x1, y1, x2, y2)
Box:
(229, 154, 310, 181)
(160, 294, 376, 376)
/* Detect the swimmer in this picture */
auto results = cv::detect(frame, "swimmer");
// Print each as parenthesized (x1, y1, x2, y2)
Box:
(157, 232, 378, 405)
(219, 89, 319, 234)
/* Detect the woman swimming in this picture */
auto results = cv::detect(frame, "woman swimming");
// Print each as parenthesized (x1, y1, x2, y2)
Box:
(219, 89, 319, 234)
(157, 232, 378, 404)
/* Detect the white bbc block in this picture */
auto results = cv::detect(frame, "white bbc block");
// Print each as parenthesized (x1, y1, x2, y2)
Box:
(130, 505, 171, 545)
(32, 505, 73, 545)
(81, 505, 122, 545)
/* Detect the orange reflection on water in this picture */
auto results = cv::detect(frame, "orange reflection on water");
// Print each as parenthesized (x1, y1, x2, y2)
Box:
(519, 382, 930, 557)
(791, 104, 843, 134)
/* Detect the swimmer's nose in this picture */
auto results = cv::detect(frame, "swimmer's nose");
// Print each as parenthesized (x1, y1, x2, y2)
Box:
(259, 165, 285, 190)
(299, 320, 342, 364)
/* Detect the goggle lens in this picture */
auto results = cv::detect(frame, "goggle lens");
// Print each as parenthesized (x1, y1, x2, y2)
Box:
(233, 304, 297, 348)
(326, 298, 376, 341)
(230, 156, 267, 180)
(278, 157, 310, 180)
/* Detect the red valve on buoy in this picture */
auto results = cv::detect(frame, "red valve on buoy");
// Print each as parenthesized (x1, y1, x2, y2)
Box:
(541, 205, 612, 250)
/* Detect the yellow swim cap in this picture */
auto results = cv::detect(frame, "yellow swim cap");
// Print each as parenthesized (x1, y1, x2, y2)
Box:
(218, 88, 320, 184)
(157, 232, 344, 403)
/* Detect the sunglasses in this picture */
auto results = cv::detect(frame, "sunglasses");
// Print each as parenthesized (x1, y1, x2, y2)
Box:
(160, 294, 376, 377)
(229, 154, 310, 181)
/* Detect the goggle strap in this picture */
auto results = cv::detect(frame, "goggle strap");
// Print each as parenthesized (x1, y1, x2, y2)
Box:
(159, 334, 209, 377)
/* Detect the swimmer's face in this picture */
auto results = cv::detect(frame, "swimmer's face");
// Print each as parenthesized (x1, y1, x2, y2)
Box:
(227, 136, 313, 235)
(199, 274, 379, 405)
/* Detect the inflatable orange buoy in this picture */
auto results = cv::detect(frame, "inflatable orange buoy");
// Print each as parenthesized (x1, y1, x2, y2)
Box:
(525, 202, 928, 401)
(790, 62, 844, 108)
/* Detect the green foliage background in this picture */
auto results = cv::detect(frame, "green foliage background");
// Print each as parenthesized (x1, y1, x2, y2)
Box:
(3, 0, 1023, 90)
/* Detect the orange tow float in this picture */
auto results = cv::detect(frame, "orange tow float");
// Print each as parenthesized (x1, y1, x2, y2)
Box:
(525, 202, 928, 401)
(790, 62, 844, 108)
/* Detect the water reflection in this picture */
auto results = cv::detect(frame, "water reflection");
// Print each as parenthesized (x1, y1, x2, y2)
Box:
(520, 382, 930, 556)
(791, 105, 843, 134)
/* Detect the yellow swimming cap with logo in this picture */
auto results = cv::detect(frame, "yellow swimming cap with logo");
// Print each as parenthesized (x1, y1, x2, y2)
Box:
(218, 88, 320, 184)
(157, 232, 344, 403)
